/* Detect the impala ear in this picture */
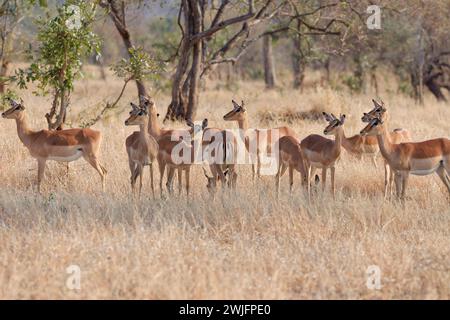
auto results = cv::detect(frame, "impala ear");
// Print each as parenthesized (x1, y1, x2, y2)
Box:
(130, 102, 139, 111)
(202, 118, 208, 130)
(340, 114, 346, 124)
(157, 113, 160, 118)
(372, 99, 383, 109)
(241, 100, 246, 112)
(186, 119, 194, 128)
(322, 112, 333, 122)
(232, 99, 240, 110)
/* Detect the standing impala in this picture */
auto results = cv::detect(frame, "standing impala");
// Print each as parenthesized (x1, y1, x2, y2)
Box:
(223, 100, 297, 180)
(132, 96, 227, 195)
(157, 118, 208, 196)
(301, 112, 346, 198)
(125, 102, 159, 197)
(275, 135, 307, 195)
(360, 116, 450, 200)
(2, 98, 107, 192)
(362, 99, 412, 198)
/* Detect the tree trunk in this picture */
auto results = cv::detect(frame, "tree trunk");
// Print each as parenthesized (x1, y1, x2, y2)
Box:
(425, 78, 447, 101)
(165, 0, 204, 122)
(263, 34, 276, 89)
(0, 60, 10, 93)
(104, 0, 147, 100)
(292, 31, 304, 89)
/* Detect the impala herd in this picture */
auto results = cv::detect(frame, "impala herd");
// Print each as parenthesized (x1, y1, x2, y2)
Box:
(2, 96, 450, 202)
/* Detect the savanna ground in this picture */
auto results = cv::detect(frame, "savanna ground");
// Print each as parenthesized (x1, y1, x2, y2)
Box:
(0, 67, 449, 299)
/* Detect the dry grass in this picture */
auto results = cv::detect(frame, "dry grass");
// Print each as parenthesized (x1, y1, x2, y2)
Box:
(0, 70, 449, 299)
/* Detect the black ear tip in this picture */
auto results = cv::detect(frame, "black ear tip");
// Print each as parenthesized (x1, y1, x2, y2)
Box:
(322, 112, 326, 115)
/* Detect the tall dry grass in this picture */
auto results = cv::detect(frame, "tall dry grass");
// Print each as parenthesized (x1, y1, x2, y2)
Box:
(0, 69, 449, 299)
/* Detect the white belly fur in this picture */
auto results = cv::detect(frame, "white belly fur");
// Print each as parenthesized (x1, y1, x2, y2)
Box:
(48, 149, 83, 162)
(410, 166, 439, 176)
(410, 157, 441, 176)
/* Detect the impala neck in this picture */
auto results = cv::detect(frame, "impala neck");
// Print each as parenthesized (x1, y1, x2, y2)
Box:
(148, 111, 162, 138)
(14, 113, 34, 148)
(237, 116, 249, 131)
(332, 127, 344, 157)
(341, 129, 353, 151)
(140, 117, 149, 137)
(376, 124, 395, 161)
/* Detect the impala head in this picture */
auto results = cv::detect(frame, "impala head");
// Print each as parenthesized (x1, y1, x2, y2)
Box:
(203, 167, 229, 195)
(323, 112, 345, 135)
(139, 95, 157, 117)
(360, 116, 384, 136)
(2, 98, 25, 119)
(186, 118, 208, 136)
(361, 99, 387, 122)
(124, 102, 148, 126)
(223, 99, 246, 121)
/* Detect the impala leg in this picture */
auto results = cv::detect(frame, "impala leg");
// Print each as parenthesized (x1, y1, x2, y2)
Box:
(257, 153, 261, 179)
(129, 158, 136, 182)
(330, 166, 336, 198)
(400, 171, 409, 200)
(83, 154, 106, 192)
(321, 168, 327, 192)
(138, 164, 144, 198)
(275, 163, 283, 196)
(131, 165, 139, 194)
(306, 164, 312, 201)
(389, 168, 395, 199)
(185, 167, 190, 197)
(232, 171, 238, 189)
(37, 158, 46, 193)
(436, 166, 450, 196)
(177, 167, 183, 195)
(166, 167, 175, 194)
(288, 165, 294, 193)
(394, 171, 402, 199)
(149, 163, 155, 198)
(158, 159, 165, 197)
(383, 161, 389, 199)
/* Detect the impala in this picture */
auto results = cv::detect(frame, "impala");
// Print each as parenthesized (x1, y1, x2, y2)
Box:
(203, 167, 230, 196)
(301, 112, 346, 198)
(125, 102, 159, 197)
(362, 99, 412, 198)
(275, 135, 307, 195)
(2, 98, 107, 192)
(157, 118, 209, 196)
(203, 129, 238, 189)
(134, 96, 229, 195)
(223, 100, 297, 180)
(360, 116, 450, 200)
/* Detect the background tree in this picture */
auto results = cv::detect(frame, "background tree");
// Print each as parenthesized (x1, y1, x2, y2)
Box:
(0, 0, 40, 93)
(99, 0, 151, 103)
(15, 0, 100, 129)
(165, 0, 286, 121)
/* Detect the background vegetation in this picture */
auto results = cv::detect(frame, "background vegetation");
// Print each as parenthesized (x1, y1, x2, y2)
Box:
(0, 0, 449, 299)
